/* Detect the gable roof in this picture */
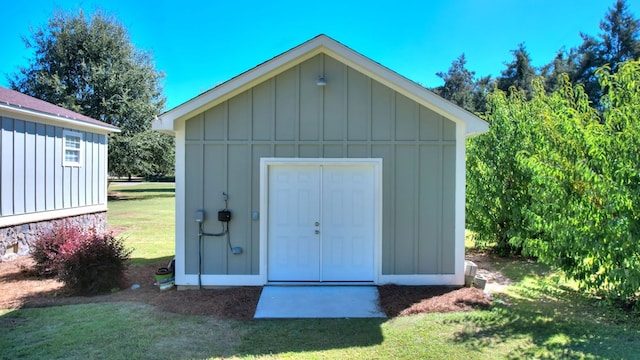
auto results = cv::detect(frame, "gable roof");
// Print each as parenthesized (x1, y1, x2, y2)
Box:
(153, 34, 488, 136)
(0, 86, 120, 133)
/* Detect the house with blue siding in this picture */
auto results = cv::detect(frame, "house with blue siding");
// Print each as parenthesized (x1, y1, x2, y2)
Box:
(0, 86, 119, 260)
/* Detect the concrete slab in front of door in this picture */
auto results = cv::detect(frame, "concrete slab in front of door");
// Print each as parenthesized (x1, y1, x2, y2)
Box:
(254, 286, 387, 319)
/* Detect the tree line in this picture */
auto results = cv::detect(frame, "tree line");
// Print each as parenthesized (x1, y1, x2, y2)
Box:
(433, 0, 640, 113)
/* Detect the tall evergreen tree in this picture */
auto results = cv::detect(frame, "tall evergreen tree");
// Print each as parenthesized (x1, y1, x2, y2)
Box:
(573, 0, 640, 104)
(8, 9, 171, 178)
(497, 43, 537, 97)
(433, 54, 490, 113)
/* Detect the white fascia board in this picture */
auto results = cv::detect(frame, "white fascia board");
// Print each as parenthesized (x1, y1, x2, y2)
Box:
(0, 105, 120, 134)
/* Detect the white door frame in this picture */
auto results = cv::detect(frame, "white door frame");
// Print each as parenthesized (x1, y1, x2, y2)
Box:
(260, 158, 383, 284)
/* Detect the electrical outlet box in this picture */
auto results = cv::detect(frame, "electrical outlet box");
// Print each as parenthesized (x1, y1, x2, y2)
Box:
(218, 210, 231, 222)
(195, 210, 205, 223)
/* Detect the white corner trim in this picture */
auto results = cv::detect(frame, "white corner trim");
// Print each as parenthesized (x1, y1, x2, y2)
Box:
(0, 204, 108, 228)
(455, 122, 467, 287)
(173, 123, 187, 286)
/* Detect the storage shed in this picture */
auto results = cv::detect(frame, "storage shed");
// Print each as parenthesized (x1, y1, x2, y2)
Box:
(153, 35, 488, 287)
(0, 86, 119, 259)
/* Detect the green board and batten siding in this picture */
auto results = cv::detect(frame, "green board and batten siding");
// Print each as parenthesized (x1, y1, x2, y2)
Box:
(183, 54, 456, 276)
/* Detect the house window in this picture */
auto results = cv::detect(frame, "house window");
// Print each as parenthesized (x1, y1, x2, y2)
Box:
(63, 130, 83, 167)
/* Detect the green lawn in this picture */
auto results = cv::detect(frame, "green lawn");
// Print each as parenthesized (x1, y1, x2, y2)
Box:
(107, 181, 175, 265)
(1, 182, 639, 359)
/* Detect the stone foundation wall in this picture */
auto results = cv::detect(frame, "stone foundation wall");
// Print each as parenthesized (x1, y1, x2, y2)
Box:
(0, 212, 107, 261)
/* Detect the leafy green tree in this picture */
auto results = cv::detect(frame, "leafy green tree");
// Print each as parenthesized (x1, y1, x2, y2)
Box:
(466, 87, 538, 255)
(8, 9, 167, 176)
(520, 62, 640, 308)
(468, 60, 640, 308)
(496, 43, 537, 97)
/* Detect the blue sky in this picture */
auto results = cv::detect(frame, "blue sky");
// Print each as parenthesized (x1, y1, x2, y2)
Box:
(1, 1, 637, 110)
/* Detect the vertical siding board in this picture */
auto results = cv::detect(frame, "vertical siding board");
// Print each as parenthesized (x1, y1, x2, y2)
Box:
(24, 122, 36, 213)
(13, 120, 25, 214)
(395, 94, 418, 141)
(347, 68, 370, 141)
(274, 144, 295, 157)
(371, 81, 393, 141)
(227, 144, 250, 274)
(322, 144, 344, 158)
(205, 106, 227, 141)
(97, 135, 106, 205)
(35, 123, 46, 211)
(228, 91, 251, 141)
(372, 144, 394, 274)
(323, 56, 346, 141)
(201, 143, 227, 274)
(393, 145, 417, 273)
(443, 117, 456, 141)
(184, 143, 204, 274)
(299, 55, 322, 141)
(78, 132, 87, 207)
(441, 144, 456, 273)
(299, 144, 321, 158)
(45, 125, 55, 210)
(347, 144, 369, 158)
(1, 117, 14, 215)
(418, 145, 442, 273)
(186, 113, 204, 141)
(84, 133, 93, 205)
(419, 106, 442, 141)
(252, 80, 275, 141)
(275, 68, 298, 141)
(54, 127, 63, 209)
(251, 144, 272, 273)
(92, 134, 99, 205)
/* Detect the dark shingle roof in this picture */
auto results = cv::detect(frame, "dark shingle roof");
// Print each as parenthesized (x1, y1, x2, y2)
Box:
(0, 86, 119, 132)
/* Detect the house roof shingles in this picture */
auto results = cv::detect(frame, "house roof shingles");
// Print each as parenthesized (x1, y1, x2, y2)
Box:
(0, 86, 119, 132)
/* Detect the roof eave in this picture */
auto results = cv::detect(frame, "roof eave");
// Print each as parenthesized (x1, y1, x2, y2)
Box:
(0, 103, 121, 134)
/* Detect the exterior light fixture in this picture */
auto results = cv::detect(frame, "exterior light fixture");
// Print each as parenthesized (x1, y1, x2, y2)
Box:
(316, 76, 327, 86)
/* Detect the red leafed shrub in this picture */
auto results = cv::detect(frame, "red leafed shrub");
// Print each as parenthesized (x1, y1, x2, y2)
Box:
(31, 223, 86, 277)
(32, 224, 131, 295)
(57, 231, 132, 295)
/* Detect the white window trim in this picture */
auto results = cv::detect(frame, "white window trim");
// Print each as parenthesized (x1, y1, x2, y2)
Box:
(63, 130, 83, 167)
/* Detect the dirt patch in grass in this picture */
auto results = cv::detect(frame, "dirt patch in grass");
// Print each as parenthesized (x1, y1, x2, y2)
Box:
(1, 256, 501, 320)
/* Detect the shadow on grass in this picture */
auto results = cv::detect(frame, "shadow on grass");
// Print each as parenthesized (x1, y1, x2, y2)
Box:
(108, 187, 175, 201)
(237, 318, 385, 356)
(447, 279, 639, 358)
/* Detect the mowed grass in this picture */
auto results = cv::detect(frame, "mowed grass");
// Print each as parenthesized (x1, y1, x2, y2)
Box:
(1, 182, 639, 359)
(107, 181, 175, 265)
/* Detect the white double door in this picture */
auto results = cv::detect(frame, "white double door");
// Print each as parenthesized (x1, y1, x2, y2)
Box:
(268, 164, 375, 282)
